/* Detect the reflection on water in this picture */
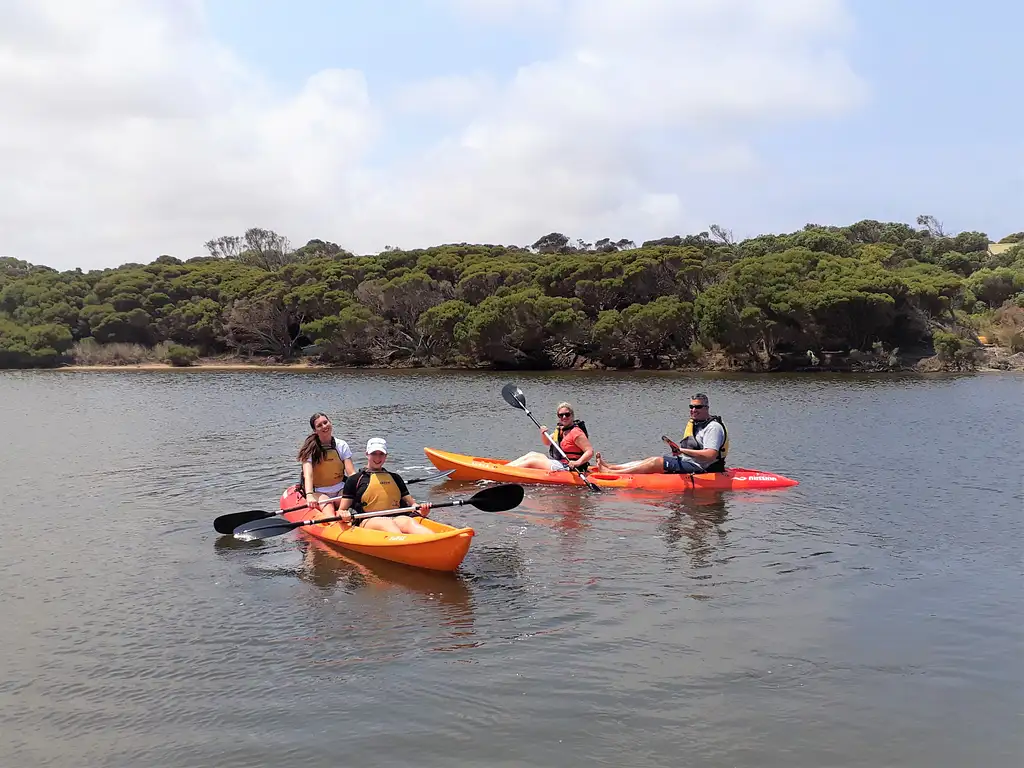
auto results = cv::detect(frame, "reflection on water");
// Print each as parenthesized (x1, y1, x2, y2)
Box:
(657, 492, 731, 570)
(299, 538, 472, 603)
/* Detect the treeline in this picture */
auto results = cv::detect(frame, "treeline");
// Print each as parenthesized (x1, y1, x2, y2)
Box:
(1, 218, 1022, 371)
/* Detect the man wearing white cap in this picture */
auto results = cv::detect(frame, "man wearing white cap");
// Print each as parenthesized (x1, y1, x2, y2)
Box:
(333, 438, 433, 535)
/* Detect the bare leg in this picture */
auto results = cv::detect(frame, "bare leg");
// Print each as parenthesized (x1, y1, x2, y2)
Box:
(594, 452, 632, 471)
(507, 451, 556, 470)
(312, 492, 339, 519)
(392, 515, 434, 535)
(362, 515, 433, 535)
(593, 455, 665, 475)
(362, 517, 404, 533)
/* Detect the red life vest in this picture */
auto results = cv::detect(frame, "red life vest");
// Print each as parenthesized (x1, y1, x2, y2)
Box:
(548, 420, 589, 467)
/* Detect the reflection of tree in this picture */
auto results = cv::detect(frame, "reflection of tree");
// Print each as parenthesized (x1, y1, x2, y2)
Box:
(657, 493, 730, 569)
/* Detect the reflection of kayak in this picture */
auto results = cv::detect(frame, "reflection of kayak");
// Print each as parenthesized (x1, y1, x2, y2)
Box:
(423, 448, 799, 491)
(278, 485, 475, 572)
(300, 537, 474, 610)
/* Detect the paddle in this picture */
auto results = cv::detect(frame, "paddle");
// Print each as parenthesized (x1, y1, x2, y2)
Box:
(500, 382, 602, 492)
(232, 483, 526, 541)
(212, 469, 455, 534)
(662, 435, 682, 457)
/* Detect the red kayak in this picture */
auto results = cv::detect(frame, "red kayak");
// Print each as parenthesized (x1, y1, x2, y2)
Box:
(423, 447, 798, 491)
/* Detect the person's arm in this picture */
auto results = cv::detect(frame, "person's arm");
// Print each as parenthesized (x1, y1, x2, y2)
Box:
(335, 497, 354, 523)
(302, 462, 318, 507)
(396, 473, 430, 518)
(679, 446, 718, 462)
(539, 425, 556, 447)
(335, 475, 360, 524)
(680, 424, 723, 463)
(567, 433, 594, 469)
(396, 473, 415, 508)
(337, 440, 356, 478)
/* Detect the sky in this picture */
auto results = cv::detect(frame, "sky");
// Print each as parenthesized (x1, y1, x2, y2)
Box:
(1, 0, 1021, 272)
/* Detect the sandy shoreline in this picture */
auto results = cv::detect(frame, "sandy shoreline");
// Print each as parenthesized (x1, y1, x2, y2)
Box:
(33, 345, 1024, 374)
(60, 362, 324, 371)
(52, 361, 1023, 374)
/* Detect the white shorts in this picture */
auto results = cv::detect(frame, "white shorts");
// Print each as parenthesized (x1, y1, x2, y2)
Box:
(313, 481, 345, 498)
(547, 459, 568, 472)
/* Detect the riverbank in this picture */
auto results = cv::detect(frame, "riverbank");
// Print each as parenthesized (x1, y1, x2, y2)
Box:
(64, 360, 322, 371)
(46, 346, 1024, 373)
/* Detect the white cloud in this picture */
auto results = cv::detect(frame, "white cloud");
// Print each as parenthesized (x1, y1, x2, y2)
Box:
(354, 0, 865, 248)
(439, 0, 565, 24)
(391, 72, 498, 117)
(0, 0, 866, 270)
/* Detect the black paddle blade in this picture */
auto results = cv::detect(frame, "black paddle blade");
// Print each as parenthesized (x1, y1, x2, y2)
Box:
(501, 382, 527, 410)
(213, 509, 274, 535)
(232, 517, 304, 541)
(468, 483, 525, 512)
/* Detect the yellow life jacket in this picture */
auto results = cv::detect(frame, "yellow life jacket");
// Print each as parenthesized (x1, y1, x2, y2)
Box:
(351, 469, 405, 513)
(310, 446, 346, 488)
(682, 415, 729, 469)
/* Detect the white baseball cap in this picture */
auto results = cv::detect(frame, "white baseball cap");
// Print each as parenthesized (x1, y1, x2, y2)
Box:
(366, 437, 388, 454)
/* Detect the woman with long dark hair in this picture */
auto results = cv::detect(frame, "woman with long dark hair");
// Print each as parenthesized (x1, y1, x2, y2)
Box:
(298, 413, 356, 516)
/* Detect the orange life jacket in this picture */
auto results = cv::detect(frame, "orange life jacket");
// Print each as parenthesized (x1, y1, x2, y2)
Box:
(548, 420, 590, 468)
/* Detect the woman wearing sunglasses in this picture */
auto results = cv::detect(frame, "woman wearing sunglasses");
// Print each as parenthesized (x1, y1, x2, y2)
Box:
(594, 393, 728, 475)
(506, 401, 595, 472)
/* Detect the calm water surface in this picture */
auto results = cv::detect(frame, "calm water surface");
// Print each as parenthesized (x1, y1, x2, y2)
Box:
(0, 369, 1021, 767)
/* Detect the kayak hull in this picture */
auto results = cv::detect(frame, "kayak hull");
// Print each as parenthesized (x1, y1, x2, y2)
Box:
(278, 486, 474, 572)
(423, 447, 798, 491)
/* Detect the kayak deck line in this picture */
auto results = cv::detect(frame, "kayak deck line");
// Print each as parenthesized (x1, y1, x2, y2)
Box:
(423, 447, 799, 491)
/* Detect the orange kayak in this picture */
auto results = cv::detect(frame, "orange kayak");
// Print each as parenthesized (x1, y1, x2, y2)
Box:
(277, 485, 475, 572)
(423, 447, 799, 491)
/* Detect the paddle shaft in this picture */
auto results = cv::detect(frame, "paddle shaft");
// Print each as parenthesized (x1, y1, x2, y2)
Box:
(233, 483, 523, 539)
(212, 470, 454, 535)
(281, 497, 470, 529)
(286, 473, 450, 514)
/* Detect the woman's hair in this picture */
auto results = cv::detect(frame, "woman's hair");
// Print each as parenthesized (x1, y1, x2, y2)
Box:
(556, 402, 574, 415)
(297, 412, 334, 464)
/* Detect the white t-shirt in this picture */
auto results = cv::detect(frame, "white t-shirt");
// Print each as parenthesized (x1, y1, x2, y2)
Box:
(692, 421, 725, 470)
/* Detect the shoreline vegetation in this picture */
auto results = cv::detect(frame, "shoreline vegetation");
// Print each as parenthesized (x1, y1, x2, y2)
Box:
(52, 345, 1024, 373)
(3, 217, 1022, 374)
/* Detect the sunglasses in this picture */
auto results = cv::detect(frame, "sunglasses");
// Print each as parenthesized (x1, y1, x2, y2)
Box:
(557, 412, 573, 418)
(688, 404, 706, 410)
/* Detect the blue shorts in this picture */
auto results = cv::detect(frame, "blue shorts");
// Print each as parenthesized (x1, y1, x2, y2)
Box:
(663, 455, 706, 474)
